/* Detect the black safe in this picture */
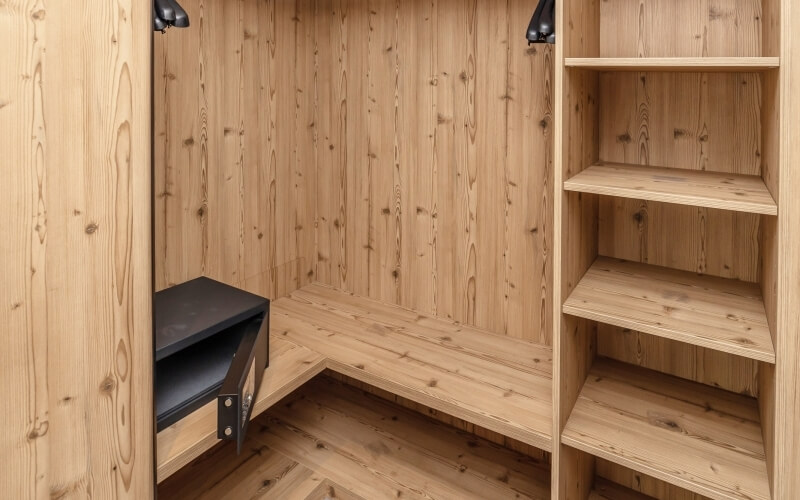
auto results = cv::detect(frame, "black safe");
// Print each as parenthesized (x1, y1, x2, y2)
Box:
(155, 277, 270, 452)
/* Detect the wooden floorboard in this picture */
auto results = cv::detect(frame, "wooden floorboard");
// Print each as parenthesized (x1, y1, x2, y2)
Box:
(562, 358, 770, 500)
(159, 376, 551, 499)
(271, 283, 554, 451)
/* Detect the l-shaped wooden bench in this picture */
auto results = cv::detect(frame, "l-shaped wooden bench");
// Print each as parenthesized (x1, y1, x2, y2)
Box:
(156, 283, 554, 483)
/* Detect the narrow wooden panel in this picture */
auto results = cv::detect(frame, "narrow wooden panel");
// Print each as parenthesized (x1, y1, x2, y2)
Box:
(156, 337, 326, 483)
(562, 359, 770, 500)
(554, 0, 601, 496)
(565, 58, 778, 71)
(154, 0, 316, 296)
(774, 1, 800, 496)
(314, 0, 553, 343)
(271, 283, 554, 451)
(565, 163, 777, 215)
(564, 257, 774, 362)
(0, 0, 152, 497)
(598, 0, 763, 58)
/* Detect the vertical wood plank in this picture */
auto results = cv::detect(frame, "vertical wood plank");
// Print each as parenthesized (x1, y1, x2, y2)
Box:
(0, 0, 153, 497)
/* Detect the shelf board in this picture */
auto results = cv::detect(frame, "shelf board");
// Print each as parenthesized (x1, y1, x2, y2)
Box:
(156, 337, 327, 482)
(272, 283, 554, 451)
(565, 57, 779, 72)
(563, 257, 775, 363)
(589, 477, 656, 500)
(563, 358, 770, 500)
(564, 162, 777, 215)
(160, 377, 552, 500)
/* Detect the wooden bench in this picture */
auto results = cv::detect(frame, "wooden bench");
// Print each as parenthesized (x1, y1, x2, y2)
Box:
(157, 283, 553, 482)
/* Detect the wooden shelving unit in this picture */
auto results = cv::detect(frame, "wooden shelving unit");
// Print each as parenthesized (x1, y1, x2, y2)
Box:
(563, 257, 775, 363)
(565, 163, 778, 215)
(555, 0, 792, 497)
(160, 377, 552, 499)
(562, 358, 770, 500)
(564, 57, 779, 72)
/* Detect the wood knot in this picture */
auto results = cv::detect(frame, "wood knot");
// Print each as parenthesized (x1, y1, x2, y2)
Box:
(100, 375, 116, 394)
(85, 222, 99, 234)
(27, 421, 49, 440)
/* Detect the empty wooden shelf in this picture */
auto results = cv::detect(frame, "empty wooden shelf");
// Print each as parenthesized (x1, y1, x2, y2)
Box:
(562, 358, 770, 500)
(564, 163, 778, 215)
(563, 257, 775, 363)
(564, 57, 780, 72)
(271, 283, 554, 451)
(159, 377, 551, 500)
(156, 337, 327, 482)
(589, 477, 656, 500)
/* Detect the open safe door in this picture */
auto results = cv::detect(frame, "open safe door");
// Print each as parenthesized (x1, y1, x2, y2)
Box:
(217, 315, 268, 452)
(155, 277, 270, 452)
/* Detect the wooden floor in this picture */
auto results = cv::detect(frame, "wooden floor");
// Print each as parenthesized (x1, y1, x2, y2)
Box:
(159, 377, 551, 500)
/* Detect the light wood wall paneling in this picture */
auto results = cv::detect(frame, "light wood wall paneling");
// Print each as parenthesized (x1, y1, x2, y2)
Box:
(554, 0, 601, 497)
(153, 0, 317, 297)
(0, 0, 153, 497)
(598, 0, 762, 58)
(314, 0, 554, 344)
(596, 460, 710, 500)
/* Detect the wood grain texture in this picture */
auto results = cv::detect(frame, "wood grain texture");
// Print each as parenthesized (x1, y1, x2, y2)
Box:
(161, 376, 551, 499)
(595, 461, 711, 500)
(553, 0, 601, 496)
(565, 58, 779, 72)
(325, 371, 551, 463)
(271, 283, 554, 451)
(597, 0, 763, 58)
(562, 359, 770, 500)
(314, 0, 554, 344)
(773, 0, 800, 496)
(156, 337, 326, 483)
(565, 163, 777, 215)
(154, 0, 316, 298)
(564, 257, 774, 362)
(160, 438, 360, 500)
(589, 477, 657, 500)
(0, 0, 153, 498)
(598, 325, 759, 397)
